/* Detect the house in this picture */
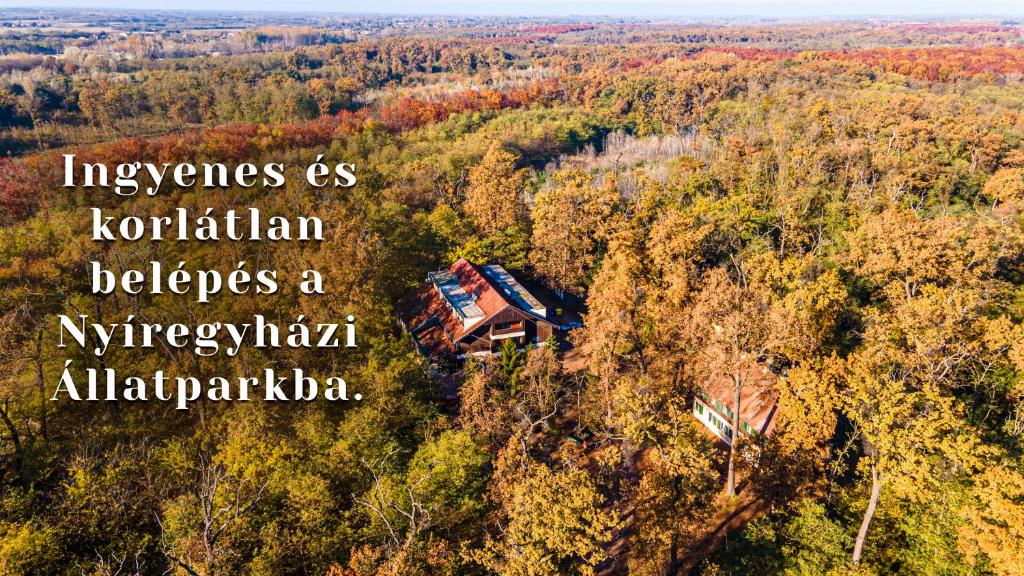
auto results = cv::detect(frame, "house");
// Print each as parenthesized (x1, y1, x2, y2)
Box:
(692, 362, 779, 446)
(400, 259, 556, 361)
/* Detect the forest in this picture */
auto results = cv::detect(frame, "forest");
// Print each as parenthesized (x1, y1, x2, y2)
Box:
(1, 10, 1024, 576)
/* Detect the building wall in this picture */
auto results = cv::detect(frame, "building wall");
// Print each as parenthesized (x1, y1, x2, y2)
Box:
(535, 320, 553, 342)
(456, 307, 554, 358)
(693, 394, 772, 447)
(693, 397, 735, 445)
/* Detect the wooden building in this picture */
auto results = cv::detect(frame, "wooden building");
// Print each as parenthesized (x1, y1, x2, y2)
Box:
(401, 259, 555, 361)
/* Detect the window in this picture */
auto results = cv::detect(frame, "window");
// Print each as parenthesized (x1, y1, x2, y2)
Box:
(695, 401, 704, 415)
(497, 322, 510, 330)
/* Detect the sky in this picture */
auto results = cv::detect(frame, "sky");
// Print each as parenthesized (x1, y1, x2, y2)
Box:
(1, 0, 1023, 18)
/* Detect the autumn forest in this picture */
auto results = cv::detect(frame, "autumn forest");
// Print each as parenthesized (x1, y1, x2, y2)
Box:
(1, 9, 1024, 576)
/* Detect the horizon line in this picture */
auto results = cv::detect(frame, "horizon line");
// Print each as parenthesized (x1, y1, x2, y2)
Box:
(2, 4, 1023, 20)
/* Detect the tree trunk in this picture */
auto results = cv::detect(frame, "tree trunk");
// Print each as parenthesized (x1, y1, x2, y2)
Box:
(0, 402, 21, 454)
(35, 327, 47, 441)
(725, 373, 742, 497)
(26, 109, 44, 152)
(852, 463, 882, 569)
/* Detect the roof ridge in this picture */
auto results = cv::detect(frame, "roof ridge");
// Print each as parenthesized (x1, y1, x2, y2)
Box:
(469, 260, 506, 296)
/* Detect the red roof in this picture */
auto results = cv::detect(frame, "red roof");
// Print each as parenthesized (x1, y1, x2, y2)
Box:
(700, 362, 779, 436)
(401, 259, 552, 357)
(449, 259, 509, 320)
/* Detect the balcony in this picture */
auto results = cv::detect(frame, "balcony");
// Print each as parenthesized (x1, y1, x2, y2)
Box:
(491, 322, 526, 340)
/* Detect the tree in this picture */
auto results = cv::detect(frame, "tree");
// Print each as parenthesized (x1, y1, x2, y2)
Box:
(687, 268, 770, 497)
(628, 417, 718, 575)
(982, 167, 1024, 208)
(646, 208, 713, 310)
(778, 500, 852, 576)
(958, 465, 1024, 576)
(530, 169, 618, 297)
(843, 344, 980, 569)
(580, 231, 650, 431)
(514, 341, 562, 434)
(840, 206, 1011, 568)
(746, 254, 848, 363)
(455, 223, 530, 272)
(755, 358, 842, 501)
(0, 522, 61, 575)
(843, 207, 1005, 302)
(403, 429, 489, 533)
(498, 339, 526, 395)
(463, 141, 527, 236)
(354, 430, 489, 552)
(473, 456, 617, 576)
(158, 453, 268, 576)
(459, 366, 515, 445)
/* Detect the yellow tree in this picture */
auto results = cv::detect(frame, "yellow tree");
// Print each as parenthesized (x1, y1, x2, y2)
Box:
(458, 366, 514, 446)
(843, 317, 983, 569)
(515, 342, 563, 435)
(607, 368, 719, 575)
(843, 207, 1007, 302)
(530, 169, 618, 297)
(745, 253, 848, 363)
(580, 230, 649, 428)
(839, 207, 1018, 569)
(473, 451, 617, 576)
(643, 208, 714, 387)
(756, 357, 842, 500)
(645, 208, 713, 310)
(983, 166, 1024, 209)
(628, 417, 719, 575)
(958, 465, 1024, 576)
(464, 141, 527, 237)
(687, 268, 770, 497)
(842, 212, 1003, 566)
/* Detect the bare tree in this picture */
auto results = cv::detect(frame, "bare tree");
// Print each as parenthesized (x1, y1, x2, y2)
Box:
(78, 549, 147, 576)
(354, 446, 436, 550)
(157, 453, 267, 576)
